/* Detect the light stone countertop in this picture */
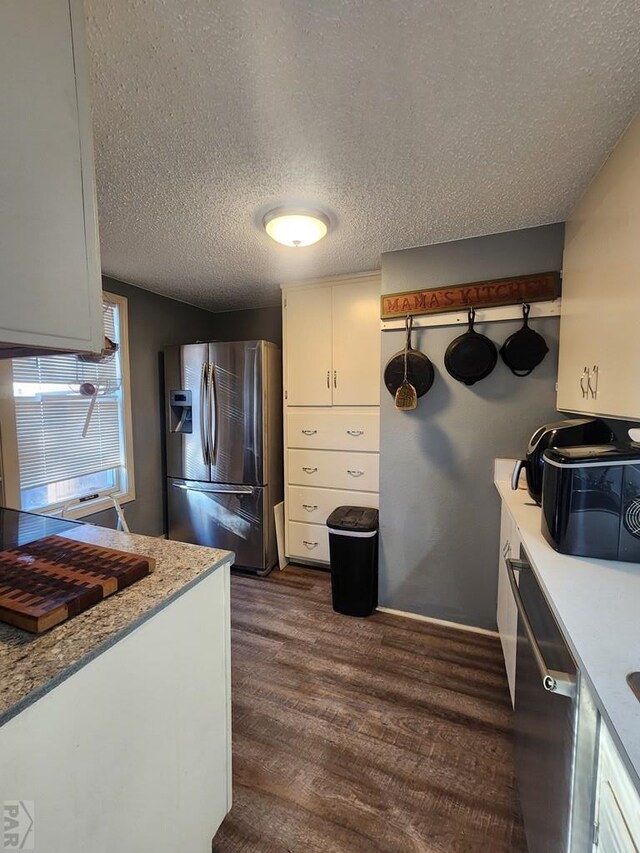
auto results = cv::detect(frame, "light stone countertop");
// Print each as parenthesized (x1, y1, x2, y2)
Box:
(495, 470, 640, 792)
(0, 525, 233, 727)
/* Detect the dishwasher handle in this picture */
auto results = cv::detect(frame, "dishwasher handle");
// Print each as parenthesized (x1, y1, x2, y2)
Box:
(506, 558, 576, 698)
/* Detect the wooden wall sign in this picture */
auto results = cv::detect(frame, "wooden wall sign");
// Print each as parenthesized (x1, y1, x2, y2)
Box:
(380, 271, 561, 320)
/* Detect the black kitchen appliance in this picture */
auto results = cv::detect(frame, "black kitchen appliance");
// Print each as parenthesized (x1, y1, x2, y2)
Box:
(541, 444, 640, 562)
(512, 418, 613, 505)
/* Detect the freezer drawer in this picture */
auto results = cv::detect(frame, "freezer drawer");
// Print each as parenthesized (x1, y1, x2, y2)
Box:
(167, 479, 275, 572)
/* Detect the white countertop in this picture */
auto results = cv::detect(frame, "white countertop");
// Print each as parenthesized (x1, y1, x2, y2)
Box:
(495, 467, 640, 791)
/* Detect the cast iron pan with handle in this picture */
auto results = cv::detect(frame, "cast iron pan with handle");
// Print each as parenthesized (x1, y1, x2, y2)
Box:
(500, 303, 549, 376)
(444, 307, 497, 386)
(384, 315, 435, 400)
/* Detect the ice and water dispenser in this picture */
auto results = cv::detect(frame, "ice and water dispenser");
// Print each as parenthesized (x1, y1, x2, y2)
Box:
(168, 390, 192, 433)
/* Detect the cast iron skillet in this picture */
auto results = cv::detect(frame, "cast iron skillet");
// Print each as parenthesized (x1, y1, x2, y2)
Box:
(384, 315, 435, 399)
(444, 307, 497, 386)
(500, 303, 549, 376)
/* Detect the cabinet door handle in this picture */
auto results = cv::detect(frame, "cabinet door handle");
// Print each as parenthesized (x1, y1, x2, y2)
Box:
(303, 540, 318, 549)
(346, 430, 364, 437)
(302, 467, 318, 474)
(301, 429, 317, 436)
(587, 365, 599, 399)
(347, 469, 364, 477)
(327, 370, 330, 389)
(302, 504, 318, 512)
(579, 367, 589, 399)
(333, 370, 337, 388)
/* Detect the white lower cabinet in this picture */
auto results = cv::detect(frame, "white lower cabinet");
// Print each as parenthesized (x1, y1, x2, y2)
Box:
(594, 724, 640, 852)
(287, 521, 330, 563)
(496, 503, 520, 707)
(287, 409, 380, 452)
(0, 563, 232, 851)
(287, 485, 379, 525)
(288, 448, 379, 492)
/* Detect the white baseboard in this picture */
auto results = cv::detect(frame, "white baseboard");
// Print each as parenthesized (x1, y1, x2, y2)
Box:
(376, 606, 499, 638)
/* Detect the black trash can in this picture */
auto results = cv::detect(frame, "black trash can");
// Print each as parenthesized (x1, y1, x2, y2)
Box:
(327, 506, 379, 617)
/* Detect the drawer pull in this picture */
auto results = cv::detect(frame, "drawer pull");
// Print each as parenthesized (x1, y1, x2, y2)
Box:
(303, 540, 318, 549)
(302, 504, 318, 512)
(346, 430, 364, 436)
(347, 469, 364, 477)
(302, 467, 318, 474)
(301, 429, 318, 436)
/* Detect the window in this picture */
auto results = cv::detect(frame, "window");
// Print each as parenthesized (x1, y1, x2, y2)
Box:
(6, 292, 134, 517)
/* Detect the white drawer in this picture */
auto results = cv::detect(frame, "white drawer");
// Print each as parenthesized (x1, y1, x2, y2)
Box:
(287, 521, 330, 563)
(288, 449, 379, 492)
(287, 486, 379, 524)
(287, 409, 379, 451)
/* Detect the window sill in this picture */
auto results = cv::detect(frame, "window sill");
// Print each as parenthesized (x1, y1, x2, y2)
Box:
(43, 491, 135, 522)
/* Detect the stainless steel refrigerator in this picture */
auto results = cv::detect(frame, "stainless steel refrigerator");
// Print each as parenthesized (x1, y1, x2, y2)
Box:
(164, 340, 282, 574)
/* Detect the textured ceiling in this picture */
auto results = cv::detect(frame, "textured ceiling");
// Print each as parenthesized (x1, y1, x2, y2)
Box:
(84, 0, 640, 310)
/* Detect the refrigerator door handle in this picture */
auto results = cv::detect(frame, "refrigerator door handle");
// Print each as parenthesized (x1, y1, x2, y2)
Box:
(199, 363, 210, 466)
(208, 363, 218, 465)
(253, 346, 261, 483)
(171, 482, 255, 496)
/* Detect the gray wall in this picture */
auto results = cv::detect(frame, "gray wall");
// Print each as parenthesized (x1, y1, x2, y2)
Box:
(204, 305, 282, 348)
(88, 278, 282, 535)
(379, 223, 565, 630)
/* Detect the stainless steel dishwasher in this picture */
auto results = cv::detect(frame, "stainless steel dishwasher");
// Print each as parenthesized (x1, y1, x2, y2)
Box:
(506, 550, 598, 853)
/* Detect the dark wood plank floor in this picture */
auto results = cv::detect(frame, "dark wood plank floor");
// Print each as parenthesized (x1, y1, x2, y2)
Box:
(212, 566, 526, 853)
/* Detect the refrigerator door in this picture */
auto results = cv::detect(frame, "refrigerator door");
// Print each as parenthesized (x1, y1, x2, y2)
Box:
(167, 478, 272, 571)
(207, 340, 265, 485)
(164, 343, 211, 482)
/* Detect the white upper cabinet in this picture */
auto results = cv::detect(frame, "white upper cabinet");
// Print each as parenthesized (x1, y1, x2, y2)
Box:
(0, 0, 103, 355)
(284, 285, 333, 406)
(284, 274, 381, 407)
(557, 114, 640, 419)
(332, 276, 381, 405)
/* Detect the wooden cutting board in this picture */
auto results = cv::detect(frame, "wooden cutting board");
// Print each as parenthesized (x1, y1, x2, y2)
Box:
(0, 535, 155, 633)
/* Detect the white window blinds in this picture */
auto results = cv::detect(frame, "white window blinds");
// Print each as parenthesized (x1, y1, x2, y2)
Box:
(12, 302, 125, 492)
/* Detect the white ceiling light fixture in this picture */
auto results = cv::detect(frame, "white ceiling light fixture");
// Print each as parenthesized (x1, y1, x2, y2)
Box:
(263, 207, 329, 248)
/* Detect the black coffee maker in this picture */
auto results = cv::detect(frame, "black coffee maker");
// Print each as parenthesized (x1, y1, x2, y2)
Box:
(512, 418, 613, 505)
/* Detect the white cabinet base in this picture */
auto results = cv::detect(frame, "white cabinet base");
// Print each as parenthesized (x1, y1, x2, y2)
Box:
(287, 520, 330, 563)
(0, 564, 232, 853)
(594, 724, 640, 852)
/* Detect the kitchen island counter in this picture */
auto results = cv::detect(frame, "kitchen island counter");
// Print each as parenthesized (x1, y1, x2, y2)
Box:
(0, 521, 233, 726)
(0, 514, 233, 853)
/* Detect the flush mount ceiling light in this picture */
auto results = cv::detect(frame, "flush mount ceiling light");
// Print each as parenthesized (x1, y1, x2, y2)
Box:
(263, 208, 329, 248)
